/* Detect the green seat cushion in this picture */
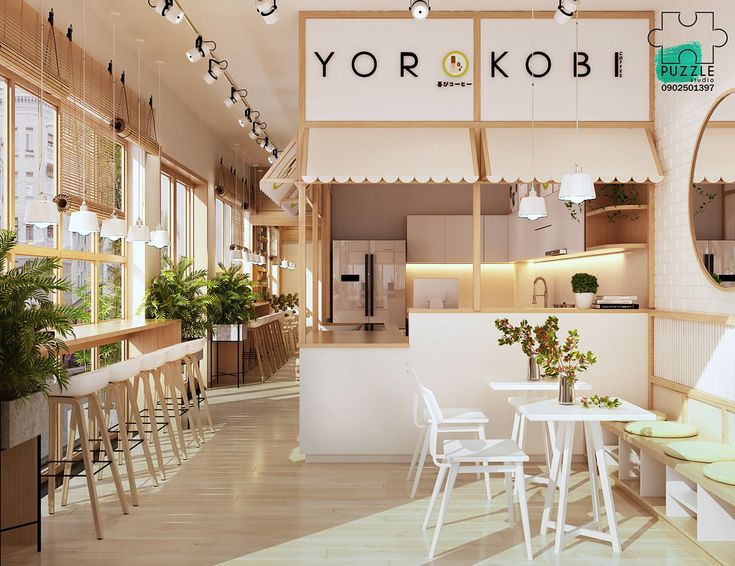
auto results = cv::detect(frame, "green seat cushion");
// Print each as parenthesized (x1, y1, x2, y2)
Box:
(664, 441, 735, 463)
(703, 462, 735, 486)
(624, 421, 698, 438)
(651, 410, 668, 421)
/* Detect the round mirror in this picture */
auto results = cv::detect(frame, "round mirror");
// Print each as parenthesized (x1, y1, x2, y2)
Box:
(690, 88, 735, 290)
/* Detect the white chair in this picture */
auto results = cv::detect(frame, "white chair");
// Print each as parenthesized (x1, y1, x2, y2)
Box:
(406, 365, 491, 499)
(47, 368, 129, 540)
(421, 384, 533, 561)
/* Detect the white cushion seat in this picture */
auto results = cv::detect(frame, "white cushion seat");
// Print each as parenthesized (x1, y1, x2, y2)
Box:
(186, 338, 205, 356)
(703, 462, 735, 486)
(138, 351, 168, 372)
(107, 358, 143, 383)
(443, 438, 528, 462)
(49, 367, 112, 397)
(430, 408, 489, 424)
(165, 343, 190, 363)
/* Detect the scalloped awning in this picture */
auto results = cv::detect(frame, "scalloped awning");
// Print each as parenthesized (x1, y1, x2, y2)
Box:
(259, 137, 298, 205)
(693, 126, 735, 183)
(484, 127, 663, 184)
(302, 128, 479, 184)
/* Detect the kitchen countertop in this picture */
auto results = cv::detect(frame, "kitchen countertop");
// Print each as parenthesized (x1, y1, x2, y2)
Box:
(300, 324, 408, 348)
(409, 308, 651, 314)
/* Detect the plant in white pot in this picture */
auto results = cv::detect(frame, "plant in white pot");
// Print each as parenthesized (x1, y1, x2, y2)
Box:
(571, 272, 598, 309)
(0, 230, 77, 450)
(208, 263, 257, 342)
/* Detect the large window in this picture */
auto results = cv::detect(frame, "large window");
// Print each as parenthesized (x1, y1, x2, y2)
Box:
(159, 170, 195, 262)
(214, 197, 234, 269)
(1, 74, 128, 367)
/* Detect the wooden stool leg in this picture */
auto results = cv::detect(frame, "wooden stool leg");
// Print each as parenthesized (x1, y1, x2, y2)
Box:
(190, 356, 214, 433)
(47, 398, 58, 515)
(253, 329, 267, 383)
(124, 379, 159, 487)
(108, 384, 139, 506)
(184, 361, 205, 445)
(151, 369, 183, 464)
(139, 375, 169, 479)
(88, 394, 129, 515)
(174, 363, 200, 447)
(71, 399, 104, 540)
(163, 365, 188, 459)
(60, 411, 77, 507)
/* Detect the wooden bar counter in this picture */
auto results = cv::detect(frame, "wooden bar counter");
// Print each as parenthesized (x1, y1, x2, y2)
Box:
(64, 319, 181, 356)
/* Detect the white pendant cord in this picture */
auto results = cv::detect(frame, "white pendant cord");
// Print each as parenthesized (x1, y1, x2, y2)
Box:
(574, 1, 580, 171)
(137, 40, 143, 224)
(81, 0, 88, 208)
(111, 13, 117, 215)
(156, 60, 165, 232)
(36, 0, 44, 198)
(530, 0, 536, 193)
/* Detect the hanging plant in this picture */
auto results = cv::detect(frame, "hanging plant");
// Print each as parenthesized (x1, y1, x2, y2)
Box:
(693, 184, 718, 216)
(564, 201, 584, 223)
(588, 184, 644, 223)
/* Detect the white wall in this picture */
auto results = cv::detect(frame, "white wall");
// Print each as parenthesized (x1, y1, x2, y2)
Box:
(653, 1, 735, 314)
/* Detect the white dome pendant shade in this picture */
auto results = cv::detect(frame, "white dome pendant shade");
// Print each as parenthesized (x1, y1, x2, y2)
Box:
(148, 225, 169, 249)
(25, 195, 58, 228)
(68, 202, 99, 235)
(559, 165, 596, 204)
(100, 210, 127, 240)
(127, 217, 151, 242)
(518, 185, 547, 221)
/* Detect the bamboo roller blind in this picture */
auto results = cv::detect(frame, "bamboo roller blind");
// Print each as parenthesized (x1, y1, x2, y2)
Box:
(0, 0, 159, 216)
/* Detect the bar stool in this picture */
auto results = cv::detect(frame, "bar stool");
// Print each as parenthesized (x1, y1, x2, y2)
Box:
(183, 338, 215, 433)
(420, 384, 533, 561)
(163, 343, 204, 446)
(136, 350, 182, 479)
(406, 365, 491, 499)
(105, 357, 159, 488)
(47, 367, 129, 540)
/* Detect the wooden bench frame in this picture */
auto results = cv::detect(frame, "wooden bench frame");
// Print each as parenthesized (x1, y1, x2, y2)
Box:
(603, 421, 735, 565)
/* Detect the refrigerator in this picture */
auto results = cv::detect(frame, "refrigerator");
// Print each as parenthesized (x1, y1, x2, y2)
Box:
(332, 240, 406, 328)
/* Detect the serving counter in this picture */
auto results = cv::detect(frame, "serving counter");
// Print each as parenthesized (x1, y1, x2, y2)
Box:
(300, 310, 649, 461)
(64, 319, 182, 355)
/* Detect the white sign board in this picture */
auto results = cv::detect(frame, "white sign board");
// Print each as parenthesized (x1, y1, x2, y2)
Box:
(305, 18, 475, 121)
(481, 18, 651, 121)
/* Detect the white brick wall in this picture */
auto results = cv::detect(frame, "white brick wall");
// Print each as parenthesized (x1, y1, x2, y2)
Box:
(653, 2, 735, 314)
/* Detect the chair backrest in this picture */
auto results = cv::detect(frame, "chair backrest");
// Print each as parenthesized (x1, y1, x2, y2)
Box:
(406, 364, 426, 428)
(420, 384, 445, 461)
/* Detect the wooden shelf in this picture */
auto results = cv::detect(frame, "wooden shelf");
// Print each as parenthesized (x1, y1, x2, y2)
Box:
(586, 243, 647, 252)
(586, 204, 649, 218)
(524, 243, 645, 263)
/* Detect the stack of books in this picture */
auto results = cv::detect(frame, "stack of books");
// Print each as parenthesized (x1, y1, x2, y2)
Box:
(593, 295, 639, 309)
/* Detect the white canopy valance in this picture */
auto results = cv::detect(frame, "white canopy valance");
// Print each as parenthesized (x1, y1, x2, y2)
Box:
(302, 128, 479, 184)
(259, 138, 298, 205)
(693, 126, 735, 183)
(483, 127, 663, 184)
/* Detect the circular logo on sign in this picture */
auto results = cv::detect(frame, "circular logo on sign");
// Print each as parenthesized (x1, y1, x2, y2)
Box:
(442, 51, 469, 78)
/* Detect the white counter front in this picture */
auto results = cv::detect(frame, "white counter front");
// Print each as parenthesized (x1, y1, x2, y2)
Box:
(300, 311, 649, 461)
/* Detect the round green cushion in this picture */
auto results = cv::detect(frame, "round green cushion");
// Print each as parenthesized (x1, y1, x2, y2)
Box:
(624, 421, 698, 438)
(664, 441, 735, 463)
(703, 462, 735, 486)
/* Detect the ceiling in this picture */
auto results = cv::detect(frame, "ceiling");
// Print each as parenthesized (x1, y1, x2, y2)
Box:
(26, 0, 669, 166)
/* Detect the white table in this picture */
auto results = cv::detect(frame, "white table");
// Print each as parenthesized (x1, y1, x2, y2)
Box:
(519, 399, 655, 554)
(485, 376, 592, 485)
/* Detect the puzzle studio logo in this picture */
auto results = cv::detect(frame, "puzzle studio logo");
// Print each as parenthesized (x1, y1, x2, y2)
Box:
(648, 12, 728, 92)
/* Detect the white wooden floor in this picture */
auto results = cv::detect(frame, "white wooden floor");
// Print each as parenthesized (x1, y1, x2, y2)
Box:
(5, 359, 716, 565)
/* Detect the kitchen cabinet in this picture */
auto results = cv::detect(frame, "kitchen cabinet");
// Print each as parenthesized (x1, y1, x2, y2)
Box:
(445, 216, 473, 263)
(547, 194, 585, 254)
(483, 215, 508, 262)
(407, 215, 446, 263)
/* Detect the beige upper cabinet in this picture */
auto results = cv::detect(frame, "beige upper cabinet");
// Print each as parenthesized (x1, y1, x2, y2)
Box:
(407, 215, 446, 263)
(445, 216, 473, 263)
(483, 215, 509, 262)
(546, 194, 585, 254)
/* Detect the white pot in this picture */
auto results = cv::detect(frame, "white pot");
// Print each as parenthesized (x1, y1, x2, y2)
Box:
(0, 391, 48, 451)
(574, 292, 595, 309)
(212, 324, 246, 342)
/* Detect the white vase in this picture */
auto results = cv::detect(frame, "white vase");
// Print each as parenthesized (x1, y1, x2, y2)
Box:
(574, 292, 595, 309)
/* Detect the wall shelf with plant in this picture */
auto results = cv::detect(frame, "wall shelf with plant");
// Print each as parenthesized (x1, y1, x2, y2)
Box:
(585, 183, 652, 249)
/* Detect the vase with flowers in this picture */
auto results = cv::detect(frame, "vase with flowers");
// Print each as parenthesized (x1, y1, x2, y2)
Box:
(495, 316, 597, 404)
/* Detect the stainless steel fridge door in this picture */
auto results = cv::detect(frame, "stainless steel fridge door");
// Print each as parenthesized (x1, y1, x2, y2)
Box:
(332, 240, 369, 323)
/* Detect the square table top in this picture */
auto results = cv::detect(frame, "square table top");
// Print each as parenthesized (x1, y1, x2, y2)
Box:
(518, 398, 655, 422)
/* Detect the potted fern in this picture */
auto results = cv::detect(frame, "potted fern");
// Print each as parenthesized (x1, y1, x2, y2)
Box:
(0, 231, 77, 449)
(141, 256, 212, 341)
(208, 263, 257, 341)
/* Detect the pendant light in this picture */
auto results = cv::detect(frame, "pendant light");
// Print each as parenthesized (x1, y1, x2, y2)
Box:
(128, 39, 151, 242)
(518, 1, 547, 221)
(100, 12, 126, 241)
(149, 61, 169, 249)
(69, 0, 100, 236)
(559, 2, 596, 204)
(25, 1, 59, 228)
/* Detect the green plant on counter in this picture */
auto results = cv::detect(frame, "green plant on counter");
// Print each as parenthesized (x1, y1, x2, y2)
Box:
(580, 395, 622, 409)
(571, 272, 599, 294)
(0, 230, 77, 401)
(207, 263, 257, 325)
(270, 293, 299, 316)
(495, 316, 596, 385)
(141, 256, 212, 341)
